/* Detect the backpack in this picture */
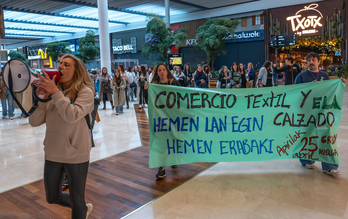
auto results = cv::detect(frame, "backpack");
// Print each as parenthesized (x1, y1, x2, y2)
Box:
(85, 97, 100, 147)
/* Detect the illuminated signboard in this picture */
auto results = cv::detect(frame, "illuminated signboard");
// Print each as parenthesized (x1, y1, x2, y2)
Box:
(286, 4, 323, 36)
(112, 37, 137, 54)
(270, 35, 296, 48)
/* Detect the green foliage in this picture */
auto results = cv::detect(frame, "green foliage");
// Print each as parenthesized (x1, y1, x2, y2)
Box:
(46, 41, 72, 62)
(8, 50, 29, 65)
(195, 18, 239, 68)
(340, 64, 348, 78)
(76, 30, 100, 64)
(142, 16, 188, 66)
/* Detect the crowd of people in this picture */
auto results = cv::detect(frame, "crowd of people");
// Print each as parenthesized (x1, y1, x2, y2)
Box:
(85, 57, 303, 118)
(0, 52, 346, 219)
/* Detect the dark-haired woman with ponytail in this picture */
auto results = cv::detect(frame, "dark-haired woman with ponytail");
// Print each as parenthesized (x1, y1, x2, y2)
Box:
(145, 64, 180, 179)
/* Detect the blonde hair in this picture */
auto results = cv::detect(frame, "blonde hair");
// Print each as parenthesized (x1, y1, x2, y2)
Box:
(248, 62, 254, 69)
(58, 54, 95, 101)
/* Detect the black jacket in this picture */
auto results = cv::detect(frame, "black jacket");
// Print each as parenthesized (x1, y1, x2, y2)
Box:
(273, 64, 301, 85)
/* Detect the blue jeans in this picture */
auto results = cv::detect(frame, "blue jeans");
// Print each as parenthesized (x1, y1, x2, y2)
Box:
(300, 159, 338, 170)
(273, 74, 278, 86)
(115, 90, 123, 114)
(1, 90, 14, 117)
(94, 80, 100, 94)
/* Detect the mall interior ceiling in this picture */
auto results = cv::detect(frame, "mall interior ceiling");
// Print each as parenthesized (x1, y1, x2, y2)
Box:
(0, 0, 321, 49)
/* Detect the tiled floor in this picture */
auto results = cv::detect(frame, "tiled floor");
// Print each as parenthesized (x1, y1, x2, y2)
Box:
(1, 84, 348, 219)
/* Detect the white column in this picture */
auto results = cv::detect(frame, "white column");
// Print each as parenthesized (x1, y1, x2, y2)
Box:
(97, 0, 111, 73)
(164, 0, 170, 27)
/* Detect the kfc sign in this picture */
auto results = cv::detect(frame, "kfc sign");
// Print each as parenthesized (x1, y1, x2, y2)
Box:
(286, 4, 323, 36)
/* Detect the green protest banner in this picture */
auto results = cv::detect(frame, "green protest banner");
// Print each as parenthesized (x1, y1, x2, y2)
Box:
(148, 79, 345, 168)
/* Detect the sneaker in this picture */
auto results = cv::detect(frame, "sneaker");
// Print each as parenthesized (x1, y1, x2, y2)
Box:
(171, 165, 178, 168)
(144, 104, 148, 108)
(138, 105, 143, 109)
(9, 117, 14, 120)
(62, 174, 69, 187)
(116, 113, 119, 115)
(2, 116, 6, 119)
(155, 167, 167, 179)
(86, 203, 93, 219)
(303, 164, 314, 169)
(323, 169, 340, 175)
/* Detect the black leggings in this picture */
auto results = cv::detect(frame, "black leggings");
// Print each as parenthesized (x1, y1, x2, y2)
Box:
(44, 160, 89, 219)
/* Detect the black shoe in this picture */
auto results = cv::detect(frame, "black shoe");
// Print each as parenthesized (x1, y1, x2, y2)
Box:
(155, 167, 167, 179)
(171, 165, 178, 168)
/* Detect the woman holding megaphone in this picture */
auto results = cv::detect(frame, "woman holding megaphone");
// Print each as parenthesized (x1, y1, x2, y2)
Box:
(29, 54, 95, 219)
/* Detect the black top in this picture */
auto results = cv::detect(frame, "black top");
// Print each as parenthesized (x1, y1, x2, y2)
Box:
(273, 64, 301, 85)
(241, 71, 247, 88)
(218, 72, 229, 88)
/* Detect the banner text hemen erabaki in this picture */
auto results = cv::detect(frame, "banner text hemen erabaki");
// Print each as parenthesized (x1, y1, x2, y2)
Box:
(148, 79, 344, 168)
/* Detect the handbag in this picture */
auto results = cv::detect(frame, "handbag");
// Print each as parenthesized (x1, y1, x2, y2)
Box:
(130, 81, 136, 88)
(103, 82, 113, 94)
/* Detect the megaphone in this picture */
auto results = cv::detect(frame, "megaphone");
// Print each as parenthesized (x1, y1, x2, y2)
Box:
(2, 58, 61, 117)
(2, 58, 31, 93)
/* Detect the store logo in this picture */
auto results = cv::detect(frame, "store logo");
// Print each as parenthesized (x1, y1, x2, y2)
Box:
(112, 37, 136, 54)
(186, 39, 197, 45)
(286, 4, 323, 36)
(222, 30, 264, 42)
(113, 45, 134, 52)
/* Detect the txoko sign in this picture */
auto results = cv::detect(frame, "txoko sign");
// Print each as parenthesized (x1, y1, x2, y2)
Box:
(286, 4, 323, 36)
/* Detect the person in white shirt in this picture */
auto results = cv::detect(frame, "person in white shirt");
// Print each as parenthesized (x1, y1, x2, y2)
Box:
(127, 67, 137, 102)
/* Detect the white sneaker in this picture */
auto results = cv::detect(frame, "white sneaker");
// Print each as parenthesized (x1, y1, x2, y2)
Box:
(304, 164, 314, 169)
(86, 203, 93, 219)
(323, 169, 340, 175)
(138, 105, 143, 109)
(9, 117, 14, 120)
(144, 104, 148, 108)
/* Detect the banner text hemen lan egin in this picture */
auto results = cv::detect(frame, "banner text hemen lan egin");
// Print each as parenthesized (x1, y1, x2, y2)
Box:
(148, 80, 344, 168)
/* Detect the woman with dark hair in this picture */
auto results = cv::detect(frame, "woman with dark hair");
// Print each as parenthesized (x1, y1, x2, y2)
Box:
(111, 70, 126, 115)
(145, 64, 180, 179)
(118, 64, 130, 109)
(137, 66, 149, 109)
(218, 66, 229, 89)
(29, 54, 95, 218)
(240, 63, 247, 88)
(229, 62, 241, 88)
(203, 64, 212, 88)
(183, 64, 193, 87)
(194, 65, 208, 88)
(128, 67, 137, 102)
(258, 61, 273, 87)
(100, 67, 114, 110)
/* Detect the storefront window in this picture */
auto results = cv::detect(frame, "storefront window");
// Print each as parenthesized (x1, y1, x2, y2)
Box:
(241, 17, 247, 27)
